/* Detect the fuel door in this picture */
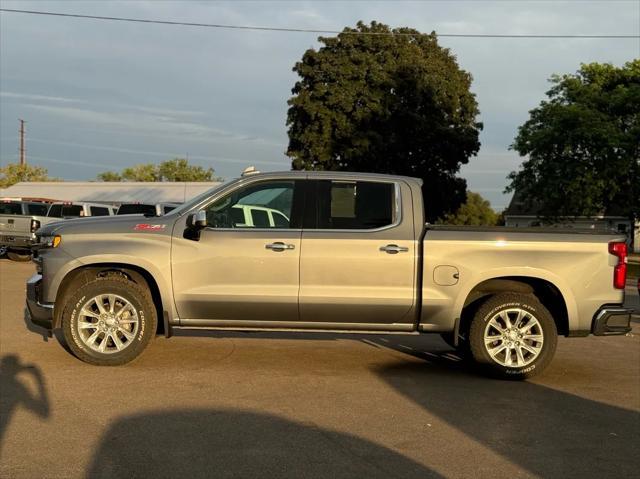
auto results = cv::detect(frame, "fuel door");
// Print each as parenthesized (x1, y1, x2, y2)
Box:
(433, 265, 460, 286)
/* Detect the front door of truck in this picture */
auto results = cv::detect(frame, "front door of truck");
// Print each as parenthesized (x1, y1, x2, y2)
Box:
(172, 179, 303, 323)
(298, 179, 417, 326)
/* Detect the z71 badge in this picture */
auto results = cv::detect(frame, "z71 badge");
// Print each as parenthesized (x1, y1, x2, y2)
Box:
(134, 224, 166, 231)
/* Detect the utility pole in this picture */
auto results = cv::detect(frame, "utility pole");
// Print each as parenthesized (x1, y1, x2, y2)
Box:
(19, 119, 26, 166)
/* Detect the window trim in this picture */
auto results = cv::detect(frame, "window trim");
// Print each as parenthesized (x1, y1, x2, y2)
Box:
(304, 179, 402, 233)
(201, 178, 303, 232)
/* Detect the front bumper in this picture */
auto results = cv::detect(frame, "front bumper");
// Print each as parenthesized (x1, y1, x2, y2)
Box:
(591, 306, 632, 336)
(26, 274, 54, 330)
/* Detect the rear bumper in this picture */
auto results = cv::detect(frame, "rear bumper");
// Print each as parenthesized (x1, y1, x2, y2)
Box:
(0, 233, 36, 249)
(591, 306, 632, 336)
(26, 274, 54, 330)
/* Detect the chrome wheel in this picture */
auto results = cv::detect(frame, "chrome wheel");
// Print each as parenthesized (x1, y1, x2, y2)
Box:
(483, 308, 544, 368)
(76, 294, 140, 354)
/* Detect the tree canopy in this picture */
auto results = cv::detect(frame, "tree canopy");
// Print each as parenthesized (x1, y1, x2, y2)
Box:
(508, 60, 640, 220)
(286, 21, 482, 222)
(439, 191, 499, 226)
(0, 163, 55, 188)
(97, 158, 219, 182)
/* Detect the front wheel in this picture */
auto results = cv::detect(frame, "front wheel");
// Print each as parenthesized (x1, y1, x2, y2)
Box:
(469, 293, 557, 380)
(61, 276, 157, 366)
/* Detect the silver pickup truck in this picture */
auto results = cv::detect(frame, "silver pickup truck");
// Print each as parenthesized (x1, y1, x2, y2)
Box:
(1, 200, 51, 260)
(25, 171, 632, 379)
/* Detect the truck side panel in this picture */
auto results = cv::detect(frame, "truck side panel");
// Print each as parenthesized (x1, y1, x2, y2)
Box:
(421, 229, 624, 334)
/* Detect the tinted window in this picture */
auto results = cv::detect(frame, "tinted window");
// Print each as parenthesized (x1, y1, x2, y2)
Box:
(0, 202, 23, 215)
(27, 203, 48, 215)
(117, 204, 156, 215)
(90, 206, 110, 216)
(273, 211, 289, 228)
(205, 181, 295, 229)
(315, 181, 395, 230)
(163, 205, 176, 214)
(48, 205, 83, 218)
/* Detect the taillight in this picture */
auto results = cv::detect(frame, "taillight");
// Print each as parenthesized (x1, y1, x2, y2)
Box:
(30, 219, 41, 233)
(608, 241, 627, 289)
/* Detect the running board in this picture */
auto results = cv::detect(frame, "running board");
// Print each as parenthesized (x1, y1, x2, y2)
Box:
(175, 319, 416, 334)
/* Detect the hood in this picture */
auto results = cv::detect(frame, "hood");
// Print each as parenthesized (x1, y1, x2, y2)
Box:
(37, 214, 176, 236)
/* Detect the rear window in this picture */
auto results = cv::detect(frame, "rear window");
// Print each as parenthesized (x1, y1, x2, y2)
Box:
(27, 203, 49, 216)
(163, 205, 176, 214)
(117, 204, 156, 215)
(251, 209, 270, 228)
(90, 206, 110, 216)
(48, 205, 83, 218)
(0, 202, 23, 215)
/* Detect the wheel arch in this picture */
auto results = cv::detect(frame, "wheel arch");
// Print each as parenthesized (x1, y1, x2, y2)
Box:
(54, 263, 165, 334)
(459, 276, 570, 337)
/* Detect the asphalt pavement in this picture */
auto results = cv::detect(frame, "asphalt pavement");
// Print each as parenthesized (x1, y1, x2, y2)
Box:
(1, 260, 639, 478)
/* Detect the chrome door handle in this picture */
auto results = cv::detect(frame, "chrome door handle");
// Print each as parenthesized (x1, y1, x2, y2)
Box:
(380, 244, 409, 254)
(265, 242, 295, 251)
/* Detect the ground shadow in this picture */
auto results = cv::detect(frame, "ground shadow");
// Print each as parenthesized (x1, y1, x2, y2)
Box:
(371, 338, 640, 478)
(86, 409, 440, 479)
(0, 354, 50, 455)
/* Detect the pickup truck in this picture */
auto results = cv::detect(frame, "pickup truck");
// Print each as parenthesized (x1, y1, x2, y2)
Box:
(25, 171, 633, 379)
(1, 199, 51, 261)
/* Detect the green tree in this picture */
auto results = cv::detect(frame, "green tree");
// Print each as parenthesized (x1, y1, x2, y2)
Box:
(507, 60, 640, 221)
(439, 191, 498, 226)
(0, 162, 53, 188)
(286, 21, 482, 222)
(96, 171, 122, 182)
(97, 158, 218, 182)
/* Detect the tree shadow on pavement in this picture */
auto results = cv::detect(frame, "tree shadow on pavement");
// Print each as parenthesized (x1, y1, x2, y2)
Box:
(370, 339, 640, 479)
(0, 355, 50, 456)
(85, 409, 441, 479)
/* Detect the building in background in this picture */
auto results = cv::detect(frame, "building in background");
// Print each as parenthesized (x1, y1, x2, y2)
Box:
(0, 181, 223, 206)
(504, 190, 639, 253)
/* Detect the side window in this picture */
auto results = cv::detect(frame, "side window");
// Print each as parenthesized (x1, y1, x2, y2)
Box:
(163, 205, 176, 214)
(205, 181, 295, 229)
(316, 180, 395, 230)
(90, 206, 110, 216)
(27, 203, 48, 215)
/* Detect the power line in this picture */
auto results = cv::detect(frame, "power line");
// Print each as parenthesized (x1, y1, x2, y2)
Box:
(0, 8, 638, 39)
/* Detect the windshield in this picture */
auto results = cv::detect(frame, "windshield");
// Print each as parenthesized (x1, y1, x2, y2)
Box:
(169, 181, 230, 216)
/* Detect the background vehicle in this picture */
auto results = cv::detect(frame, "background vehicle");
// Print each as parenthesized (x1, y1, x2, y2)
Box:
(0, 199, 52, 261)
(26, 171, 632, 379)
(116, 202, 179, 216)
(47, 202, 116, 218)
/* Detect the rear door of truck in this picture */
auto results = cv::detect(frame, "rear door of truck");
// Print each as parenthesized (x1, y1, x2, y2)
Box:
(298, 178, 417, 326)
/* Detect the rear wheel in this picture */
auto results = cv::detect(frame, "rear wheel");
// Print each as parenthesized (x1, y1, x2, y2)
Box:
(7, 250, 31, 261)
(61, 276, 157, 366)
(469, 293, 557, 380)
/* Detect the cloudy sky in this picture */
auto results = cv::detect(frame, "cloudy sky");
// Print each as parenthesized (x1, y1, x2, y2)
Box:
(1, 0, 638, 209)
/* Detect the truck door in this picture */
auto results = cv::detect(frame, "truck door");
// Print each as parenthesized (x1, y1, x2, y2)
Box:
(171, 179, 304, 323)
(299, 179, 417, 326)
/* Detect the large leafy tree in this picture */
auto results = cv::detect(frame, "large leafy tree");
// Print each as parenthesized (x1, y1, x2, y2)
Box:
(439, 191, 498, 226)
(0, 162, 55, 188)
(98, 158, 218, 182)
(286, 21, 482, 222)
(508, 60, 640, 221)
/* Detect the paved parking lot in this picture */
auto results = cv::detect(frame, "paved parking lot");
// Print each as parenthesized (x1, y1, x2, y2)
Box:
(1, 260, 639, 478)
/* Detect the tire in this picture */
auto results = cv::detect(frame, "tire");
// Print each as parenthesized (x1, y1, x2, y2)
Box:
(61, 276, 157, 366)
(7, 250, 31, 261)
(469, 293, 557, 380)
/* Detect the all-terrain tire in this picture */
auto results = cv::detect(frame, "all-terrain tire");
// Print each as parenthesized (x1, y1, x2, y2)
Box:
(61, 276, 157, 366)
(469, 293, 557, 380)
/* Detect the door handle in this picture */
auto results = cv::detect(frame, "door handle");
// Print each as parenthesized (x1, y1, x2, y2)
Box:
(265, 242, 295, 251)
(380, 244, 409, 254)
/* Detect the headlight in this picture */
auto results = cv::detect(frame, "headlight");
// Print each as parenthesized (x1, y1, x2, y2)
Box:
(39, 235, 62, 248)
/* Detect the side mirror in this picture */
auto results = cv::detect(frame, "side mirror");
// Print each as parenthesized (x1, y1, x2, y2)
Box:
(187, 210, 207, 229)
